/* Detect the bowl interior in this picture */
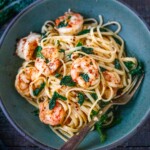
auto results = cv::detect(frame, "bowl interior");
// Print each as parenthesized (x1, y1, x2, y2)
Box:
(0, 0, 150, 149)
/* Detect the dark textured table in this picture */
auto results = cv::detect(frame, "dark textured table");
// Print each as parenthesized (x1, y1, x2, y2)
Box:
(0, 0, 150, 150)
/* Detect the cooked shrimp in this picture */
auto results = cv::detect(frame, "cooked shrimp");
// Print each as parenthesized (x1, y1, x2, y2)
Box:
(15, 67, 39, 97)
(103, 71, 123, 88)
(35, 46, 63, 76)
(41, 46, 64, 60)
(55, 11, 84, 35)
(71, 56, 99, 88)
(39, 100, 65, 126)
(35, 58, 61, 76)
(16, 33, 41, 61)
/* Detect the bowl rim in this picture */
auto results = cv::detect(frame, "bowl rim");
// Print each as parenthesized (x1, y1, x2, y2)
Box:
(0, 0, 150, 150)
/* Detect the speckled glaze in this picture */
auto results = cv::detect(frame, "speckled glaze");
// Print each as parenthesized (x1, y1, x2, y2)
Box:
(0, 0, 150, 150)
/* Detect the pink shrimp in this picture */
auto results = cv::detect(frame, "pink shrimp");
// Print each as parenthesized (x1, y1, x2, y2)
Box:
(55, 11, 84, 35)
(71, 56, 99, 88)
(16, 33, 41, 61)
(39, 101, 65, 126)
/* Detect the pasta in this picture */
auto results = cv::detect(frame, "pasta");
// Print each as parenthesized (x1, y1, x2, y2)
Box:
(15, 10, 139, 142)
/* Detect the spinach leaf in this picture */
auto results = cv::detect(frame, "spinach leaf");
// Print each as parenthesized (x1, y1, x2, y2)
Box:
(59, 49, 65, 53)
(68, 16, 71, 19)
(33, 82, 45, 96)
(76, 42, 83, 47)
(124, 61, 144, 76)
(91, 93, 98, 100)
(78, 92, 85, 105)
(55, 73, 61, 78)
(124, 61, 135, 71)
(77, 29, 90, 35)
(49, 97, 56, 110)
(103, 108, 122, 129)
(67, 53, 72, 59)
(60, 75, 76, 87)
(130, 62, 143, 76)
(34, 46, 44, 59)
(95, 124, 107, 143)
(99, 66, 106, 72)
(81, 47, 94, 54)
(90, 110, 99, 118)
(49, 91, 67, 110)
(80, 73, 89, 82)
(114, 59, 121, 69)
(55, 92, 67, 101)
(95, 114, 108, 143)
(57, 20, 68, 28)
(99, 101, 110, 109)
(57, 40, 60, 46)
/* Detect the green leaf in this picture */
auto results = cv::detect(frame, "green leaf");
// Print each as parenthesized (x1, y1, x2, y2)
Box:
(78, 92, 85, 105)
(103, 108, 122, 129)
(55, 92, 67, 101)
(49, 91, 67, 110)
(32, 109, 39, 116)
(34, 46, 44, 59)
(130, 62, 144, 76)
(90, 110, 99, 118)
(95, 114, 108, 142)
(59, 49, 65, 54)
(55, 73, 61, 78)
(80, 73, 89, 82)
(76, 42, 83, 47)
(49, 97, 56, 110)
(95, 124, 107, 143)
(124, 61, 135, 71)
(67, 53, 72, 59)
(77, 29, 90, 35)
(99, 101, 110, 109)
(57, 20, 68, 28)
(99, 66, 106, 72)
(68, 16, 71, 19)
(57, 40, 60, 46)
(33, 82, 45, 96)
(60, 75, 76, 87)
(81, 47, 94, 54)
(114, 59, 121, 70)
(91, 93, 98, 100)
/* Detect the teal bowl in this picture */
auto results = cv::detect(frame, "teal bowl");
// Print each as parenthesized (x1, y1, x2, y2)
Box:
(0, 0, 150, 149)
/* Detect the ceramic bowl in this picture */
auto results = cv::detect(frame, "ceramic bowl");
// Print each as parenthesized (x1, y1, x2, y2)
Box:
(0, 0, 150, 149)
